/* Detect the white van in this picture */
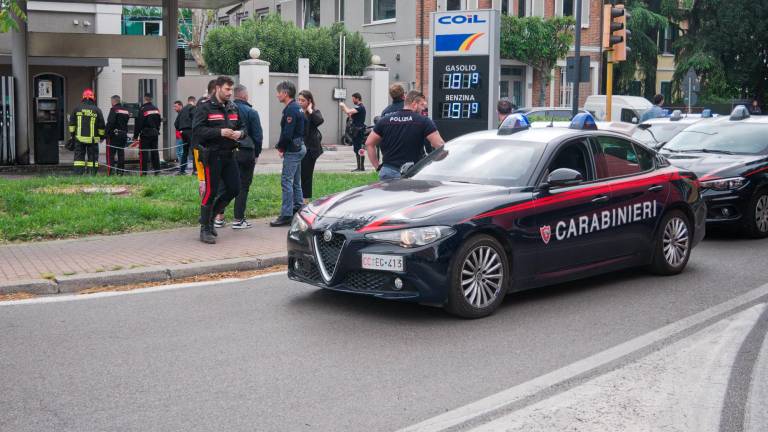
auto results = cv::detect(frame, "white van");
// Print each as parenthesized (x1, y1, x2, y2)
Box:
(584, 95, 653, 123)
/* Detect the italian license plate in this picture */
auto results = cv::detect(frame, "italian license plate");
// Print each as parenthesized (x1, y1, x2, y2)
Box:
(362, 254, 404, 272)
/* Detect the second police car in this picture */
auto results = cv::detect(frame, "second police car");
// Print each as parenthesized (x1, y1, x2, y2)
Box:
(659, 106, 768, 237)
(288, 114, 707, 318)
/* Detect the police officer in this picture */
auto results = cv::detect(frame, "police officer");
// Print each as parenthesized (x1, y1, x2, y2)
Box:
(192, 75, 247, 244)
(365, 90, 445, 181)
(175, 96, 196, 175)
(339, 92, 367, 171)
(134, 93, 162, 175)
(105, 95, 130, 175)
(193, 79, 218, 192)
(68, 88, 106, 175)
(270, 80, 306, 227)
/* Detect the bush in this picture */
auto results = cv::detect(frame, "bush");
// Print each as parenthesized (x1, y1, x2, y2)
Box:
(203, 15, 372, 76)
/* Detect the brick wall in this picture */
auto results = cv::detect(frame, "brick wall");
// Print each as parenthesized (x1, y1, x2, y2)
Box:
(415, 0, 436, 96)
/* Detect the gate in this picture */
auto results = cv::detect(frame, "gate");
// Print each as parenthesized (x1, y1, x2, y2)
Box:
(0, 76, 15, 165)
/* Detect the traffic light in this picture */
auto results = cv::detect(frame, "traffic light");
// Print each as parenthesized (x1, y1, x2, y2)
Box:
(602, 2, 630, 61)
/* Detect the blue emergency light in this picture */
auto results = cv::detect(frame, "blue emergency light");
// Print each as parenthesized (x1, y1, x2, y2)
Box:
(701, 109, 712, 118)
(569, 112, 598, 130)
(498, 113, 531, 135)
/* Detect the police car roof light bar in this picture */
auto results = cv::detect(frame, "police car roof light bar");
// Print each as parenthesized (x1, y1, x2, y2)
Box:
(498, 113, 531, 135)
(670, 110, 682, 121)
(730, 105, 750, 121)
(569, 112, 598, 131)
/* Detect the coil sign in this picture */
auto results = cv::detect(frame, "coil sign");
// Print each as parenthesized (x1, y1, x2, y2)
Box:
(430, 10, 500, 141)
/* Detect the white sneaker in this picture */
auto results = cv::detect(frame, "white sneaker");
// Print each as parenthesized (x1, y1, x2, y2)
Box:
(214, 218, 226, 228)
(232, 219, 252, 229)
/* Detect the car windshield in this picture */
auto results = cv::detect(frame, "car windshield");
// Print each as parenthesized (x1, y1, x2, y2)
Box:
(632, 123, 689, 145)
(407, 137, 545, 187)
(664, 122, 768, 155)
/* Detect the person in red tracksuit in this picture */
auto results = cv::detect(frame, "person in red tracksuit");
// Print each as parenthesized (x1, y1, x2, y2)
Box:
(133, 93, 162, 176)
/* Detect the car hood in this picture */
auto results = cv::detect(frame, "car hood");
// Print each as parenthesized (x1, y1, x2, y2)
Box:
(303, 179, 517, 231)
(661, 152, 764, 180)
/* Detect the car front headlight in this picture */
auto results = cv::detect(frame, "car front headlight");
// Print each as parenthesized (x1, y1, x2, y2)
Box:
(700, 177, 746, 191)
(289, 213, 309, 238)
(365, 226, 456, 248)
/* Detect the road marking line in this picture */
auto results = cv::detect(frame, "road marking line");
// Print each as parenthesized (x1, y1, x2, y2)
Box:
(397, 282, 768, 432)
(0, 271, 288, 306)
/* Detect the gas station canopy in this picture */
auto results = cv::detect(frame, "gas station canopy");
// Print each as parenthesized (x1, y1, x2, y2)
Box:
(40, 0, 239, 9)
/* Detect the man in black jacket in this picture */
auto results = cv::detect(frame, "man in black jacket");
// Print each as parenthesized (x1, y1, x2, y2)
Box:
(192, 75, 248, 244)
(105, 95, 130, 175)
(175, 96, 196, 174)
(134, 93, 162, 175)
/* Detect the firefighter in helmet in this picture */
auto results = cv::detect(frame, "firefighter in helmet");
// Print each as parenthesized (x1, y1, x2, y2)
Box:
(68, 88, 106, 175)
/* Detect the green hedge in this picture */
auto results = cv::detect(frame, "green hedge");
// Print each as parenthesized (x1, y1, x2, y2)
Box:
(204, 14, 371, 76)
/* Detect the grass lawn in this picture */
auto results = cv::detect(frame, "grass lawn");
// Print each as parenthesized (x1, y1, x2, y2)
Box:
(0, 173, 377, 242)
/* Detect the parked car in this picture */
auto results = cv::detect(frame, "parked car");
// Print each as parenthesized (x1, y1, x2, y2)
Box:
(584, 95, 654, 123)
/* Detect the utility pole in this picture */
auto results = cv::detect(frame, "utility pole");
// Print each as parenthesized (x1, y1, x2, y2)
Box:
(572, 0, 582, 118)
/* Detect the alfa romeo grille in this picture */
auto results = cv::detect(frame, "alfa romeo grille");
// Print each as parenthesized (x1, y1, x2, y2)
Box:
(313, 233, 345, 281)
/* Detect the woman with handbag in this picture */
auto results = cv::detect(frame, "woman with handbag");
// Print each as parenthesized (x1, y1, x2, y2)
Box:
(298, 90, 324, 204)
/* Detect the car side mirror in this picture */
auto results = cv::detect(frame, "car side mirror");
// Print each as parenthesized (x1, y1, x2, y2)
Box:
(400, 162, 415, 177)
(544, 168, 584, 189)
(632, 117, 639, 124)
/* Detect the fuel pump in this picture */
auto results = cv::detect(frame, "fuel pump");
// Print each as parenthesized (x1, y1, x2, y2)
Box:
(34, 97, 59, 164)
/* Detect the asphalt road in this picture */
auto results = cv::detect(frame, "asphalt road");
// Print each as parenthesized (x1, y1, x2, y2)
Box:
(1, 232, 767, 432)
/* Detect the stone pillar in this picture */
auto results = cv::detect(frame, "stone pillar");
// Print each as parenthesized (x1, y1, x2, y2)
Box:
(239, 50, 271, 148)
(11, 0, 29, 164)
(365, 64, 390, 123)
(298, 58, 310, 93)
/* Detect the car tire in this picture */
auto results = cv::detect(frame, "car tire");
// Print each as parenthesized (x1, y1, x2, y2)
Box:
(741, 189, 768, 239)
(648, 210, 692, 276)
(446, 234, 510, 319)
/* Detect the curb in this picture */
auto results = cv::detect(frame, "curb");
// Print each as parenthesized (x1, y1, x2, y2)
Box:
(0, 254, 288, 296)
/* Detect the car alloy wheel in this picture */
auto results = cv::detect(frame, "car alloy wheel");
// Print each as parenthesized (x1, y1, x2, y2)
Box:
(755, 194, 768, 233)
(662, 216, 689, 268)
(461, 245, 504, 309)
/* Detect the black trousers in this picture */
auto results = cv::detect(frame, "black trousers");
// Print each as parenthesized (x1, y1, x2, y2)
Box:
(180, 130, 192, 173)
(200, 150, 241, 227)
(106, 132, 127, 175)
(73, 142, 99, 175)
(301, 152, 318, 199)
(139, 135, 160, 175)
(233, 148, 256, 220)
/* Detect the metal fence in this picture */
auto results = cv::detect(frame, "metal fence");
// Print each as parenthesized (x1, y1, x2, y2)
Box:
(0, 76, 15, 165)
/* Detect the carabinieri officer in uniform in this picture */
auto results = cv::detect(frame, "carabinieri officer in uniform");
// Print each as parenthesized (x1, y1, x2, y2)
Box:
(192, 76, 248, 244)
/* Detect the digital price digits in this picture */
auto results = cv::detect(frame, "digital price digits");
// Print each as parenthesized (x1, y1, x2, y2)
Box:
(441, 102, 481, 119)
(441, 72, 481, 90)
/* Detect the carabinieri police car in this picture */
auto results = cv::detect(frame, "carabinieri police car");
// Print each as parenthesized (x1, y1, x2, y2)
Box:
(287, 114, 707, 318)
(659, 106, 768, 238)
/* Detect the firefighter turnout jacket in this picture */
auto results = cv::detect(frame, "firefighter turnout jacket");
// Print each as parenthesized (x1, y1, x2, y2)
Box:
(68, 100, 106, 144)
(134, 102, 162, 139)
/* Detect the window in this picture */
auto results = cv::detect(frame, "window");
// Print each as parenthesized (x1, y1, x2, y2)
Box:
(373, 0, 396, 21)
(518, 0, 527, 17)
(661, 81, 672, 106)
(635, 145, 655, 171)
(446, 0, 463, 10)
(548, 141, 593, 182)
(235, 11, 249, 25)
(559, 67, 572, 108)
(303, 0, 320, 28)
(562, 0, 574, 17)
(335, 0, 345, 22)
(595, 136, 643, 178)
(501, 0, 510, 15)
(556, 0, 589, 27)
(217, 16, 229, 26)
(144, 21, 161, 35)
(255, 7, 269, 20)
(659, 24, 677, 54)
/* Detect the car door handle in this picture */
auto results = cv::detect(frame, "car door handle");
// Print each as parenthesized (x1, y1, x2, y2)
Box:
(592, 195, 609, 203)
(648, 185, 664, 192)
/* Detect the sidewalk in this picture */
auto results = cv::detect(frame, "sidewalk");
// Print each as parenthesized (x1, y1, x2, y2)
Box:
(0, 219, 291, 295)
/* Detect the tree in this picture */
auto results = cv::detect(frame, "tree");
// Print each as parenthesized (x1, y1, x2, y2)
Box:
(179, 9, 215, 73)
(500, 15, 574, 107)
(0, 0, 27, 33)
(674, 0, 768, 103)
(612, 0, 668, 98)
(203, 15, 371, 76)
